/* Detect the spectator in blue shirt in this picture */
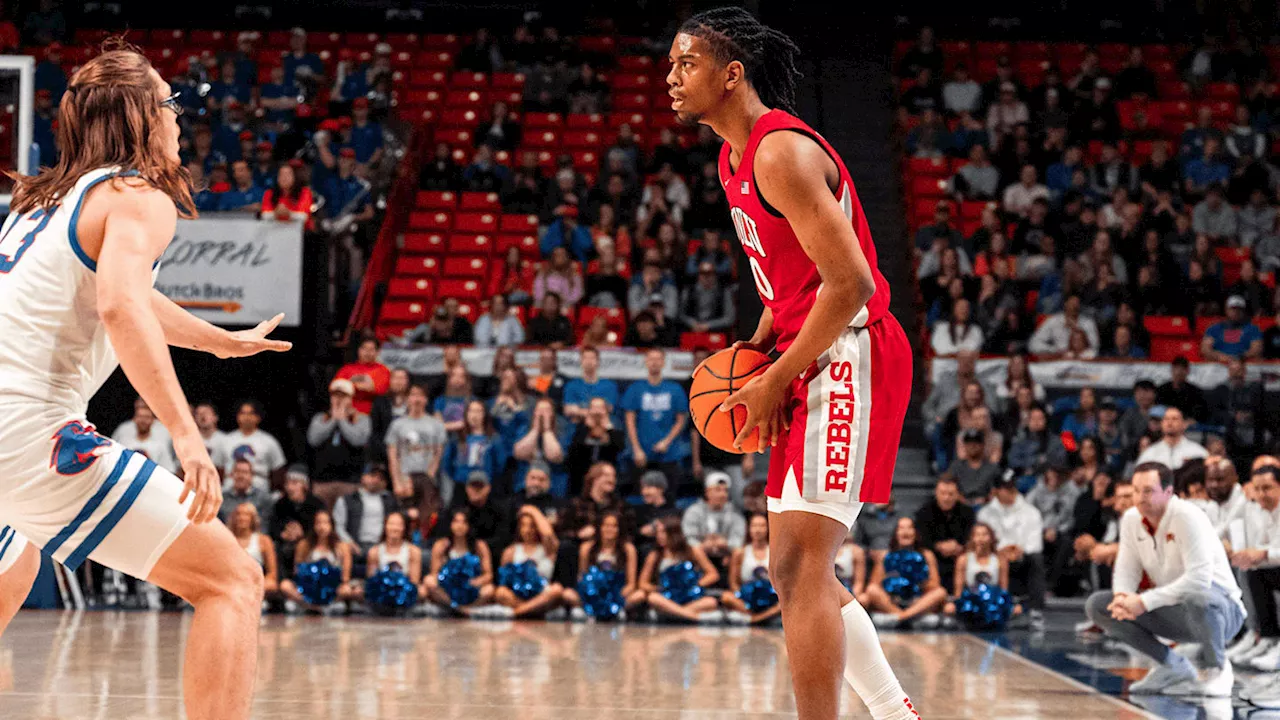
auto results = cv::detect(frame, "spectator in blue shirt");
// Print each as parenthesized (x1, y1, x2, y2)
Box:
(1046, 145, 1082, 198)
(461, 143, 512, 193)
(540, 204, 594, 262)
(1183, 137, 1231, 198)
(562, 346, 620, 423)
(348, 98, 384, 166)
(213, 102, 251, 160)
(186, 162, 222, 213)
(282, 27, 325, 87)
(1202, 296, 1264, 361)
(34, 42, 66, 101)
(186, 125, 228, 175)
(218, 160, 264, 213)
(621, 348, 690, 494)
(434, 365, 476, 435)
(208, 60, 252, 110)
(32, 88, 56, 168)
(1179, 106, 1223, 165)
(228, 32, 259, 89)
(252, 141, 276, 189)
(259, 65, 300, 127)
(440, 400, 506, 506)
(322, 148, 374, 223)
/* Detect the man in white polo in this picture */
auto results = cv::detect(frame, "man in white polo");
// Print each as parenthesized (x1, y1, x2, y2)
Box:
(1084, 462, 1246, 696)
(1136, 406, 1207, 471)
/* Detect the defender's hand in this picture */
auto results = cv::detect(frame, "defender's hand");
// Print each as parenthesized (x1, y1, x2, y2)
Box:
(215, 313, 293, 359)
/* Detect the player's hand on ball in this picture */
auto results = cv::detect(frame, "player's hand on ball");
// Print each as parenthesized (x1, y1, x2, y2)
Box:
(174, 436, 222, 524)
(215, 313, 293, 359)
(720, 373, 789, 453)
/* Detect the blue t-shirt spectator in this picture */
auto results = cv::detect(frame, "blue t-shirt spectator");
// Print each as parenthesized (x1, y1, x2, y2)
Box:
(563, 378, 620, 415)
(253, 164, 276, 190)
(282, 52, 324, 86)
(1183, 156, 1231, 191)
(441, 433, 505, 486)
(260, 82, 299, 125)
(194, 188, 222, 212)
(1204, 320, 1262, 358)
(213, 124, 251, 162)
(208, 78, 252, 107)
(620, 379, 690, 463)
(339, 72, 370, 103)
(1060, 413, 1098, 440)
(218, 184, 264, 212)
(348, 122, 384, 164)
(512, 419, 577, 497)
(34, 60, 66, 100)
(323, 173, 371, 217)
(1046, 162, 1077, 196)
(540, 218, 594, 263)
(433, 394, 473, 428)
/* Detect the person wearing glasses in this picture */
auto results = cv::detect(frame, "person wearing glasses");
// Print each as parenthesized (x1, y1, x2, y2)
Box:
(0, 42, 290, 720)
(1084, 462, 1245, 698)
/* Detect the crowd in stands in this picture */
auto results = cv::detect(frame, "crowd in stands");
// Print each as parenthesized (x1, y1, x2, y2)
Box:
(394, 19, 739, 350)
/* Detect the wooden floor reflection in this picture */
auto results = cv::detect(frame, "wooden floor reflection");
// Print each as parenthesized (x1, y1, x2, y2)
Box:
(0, 612, 1157, 719)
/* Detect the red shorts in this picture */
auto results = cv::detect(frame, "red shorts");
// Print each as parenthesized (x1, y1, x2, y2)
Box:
(766, 315, 913, 509)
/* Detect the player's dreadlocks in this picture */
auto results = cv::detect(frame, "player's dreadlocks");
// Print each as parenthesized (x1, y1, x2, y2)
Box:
(679, 6, 803, 114)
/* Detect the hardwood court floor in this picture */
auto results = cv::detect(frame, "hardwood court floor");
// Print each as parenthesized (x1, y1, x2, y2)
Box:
(0, 612, 1159, 719)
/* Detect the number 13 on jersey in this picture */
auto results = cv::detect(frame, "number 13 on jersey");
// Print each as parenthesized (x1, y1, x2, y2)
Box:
(730, 206, 775, 301)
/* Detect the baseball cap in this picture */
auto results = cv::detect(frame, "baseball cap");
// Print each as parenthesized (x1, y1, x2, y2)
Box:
(238, 130, 254, 141)
(285, 464, 310, 484)
(328, 378, 355, 396)
(704, 470, 731, 489)
(467, 470, 491, 486)
(338, 147, 357, 159)
(647, 292, 666, 307)
(1099, 398, 1118, 412)
(1227, 295, 1247, 309)
(352, 97, 369, 109)
(256, 140, 273, 151)
(962, 428, 986, 444)
(994, 473, 1019, 491)
(527, 459, 551, 478)
(640, 470, 669, 492)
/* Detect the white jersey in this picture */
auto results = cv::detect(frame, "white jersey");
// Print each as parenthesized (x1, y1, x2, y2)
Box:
(0, 167, 157, 413)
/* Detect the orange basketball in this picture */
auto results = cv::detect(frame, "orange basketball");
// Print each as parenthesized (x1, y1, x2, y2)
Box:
(688, 347, 773, 454)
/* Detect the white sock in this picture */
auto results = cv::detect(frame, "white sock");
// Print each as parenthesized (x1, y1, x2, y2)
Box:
(842, 599, 920, 720)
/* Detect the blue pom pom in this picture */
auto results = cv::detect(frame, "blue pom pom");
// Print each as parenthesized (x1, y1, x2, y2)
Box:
(659, 560, 705, 605)
(438, 554, 483, 608)
(364, 570, 417, 614)
(578, 564, 626, 619)
(295, 560, 342, 606)
(956, 583, 1014, 630)
(736, 578, 778, 612)
(497, 560, 547, 601)
(881, 550, 928, 604)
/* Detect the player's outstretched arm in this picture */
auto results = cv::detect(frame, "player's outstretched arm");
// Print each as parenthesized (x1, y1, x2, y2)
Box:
(721, 132, 876, 451)
(149, 291, 292, 358)
(97, 184, 221, 523)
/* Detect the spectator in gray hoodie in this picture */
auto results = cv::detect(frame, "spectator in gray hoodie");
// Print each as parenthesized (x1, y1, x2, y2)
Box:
(1026, 464, 1083, 567)
(681, 471, 746, 578)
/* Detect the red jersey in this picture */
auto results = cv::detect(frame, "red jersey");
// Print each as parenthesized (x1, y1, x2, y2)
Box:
(718, 109, 892, 350)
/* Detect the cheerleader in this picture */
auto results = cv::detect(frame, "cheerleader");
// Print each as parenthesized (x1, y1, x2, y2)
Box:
(944, 522, 1020, 626)
(721, 513, 781, 625)
(563, 511, 640, 619)
(638, 516, 720, 622)
(858, 517, 949, 628)
(834, 532, 867, 596)
(348, 512, 423, 612)
(280, 509, 359, 612)
(423, 510, 496, 613)
(229, 503, 279, 603)
(494, 506, 564, 618)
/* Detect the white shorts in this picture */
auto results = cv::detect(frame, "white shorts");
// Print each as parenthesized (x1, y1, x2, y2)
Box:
(0, 525, 30, 575)
(767, 465, 864, 530)
(0, 403, 191, 580)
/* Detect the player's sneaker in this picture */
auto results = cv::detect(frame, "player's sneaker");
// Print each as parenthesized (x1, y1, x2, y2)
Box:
(1247, 677, 1280, 709)
(1227, 629, 1259, 662)
(725, 611, 752, 625)
(1250, 641, 1280, 671)
(1074, 618, 1103, 635)
(1129, 654, 1197, 694)
(1167, 660, 1233, 697)
(871, 612, 901, 630)
(697, 610, 725, 624)
(1240, 638, 1280, 665)
(913, 614, 942, 630)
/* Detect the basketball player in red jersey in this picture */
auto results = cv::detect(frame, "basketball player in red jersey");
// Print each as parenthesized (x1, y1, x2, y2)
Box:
(668, 8, 918, 720)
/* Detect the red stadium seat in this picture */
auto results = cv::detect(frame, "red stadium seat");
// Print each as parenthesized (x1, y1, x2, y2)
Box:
(455, 212, 499, 233)
(394, 255, 441, 277)
(497, 233, 541, 259)
(618, 56, 654, 71)
(523, 112, 564, 129)
(451, 71, 489, 88)
(442, 256, 490, 279)
(609, 112, 649, 129)
(526, 129, 562, 148)
(411, 70, 449, 88)
(680, 332, 729, 351)
(906, 156, 951, 178)
(563, 130, 606, 148)
(436, 278, 485, 303)
(423, 33, 463, 50)
(500, 214, 540, 233)
(1196, 316, 1226, 336)
(388, 277, 436, 301)
(491, 72, 525, 89)
(615, 93, 651, 110)
(419, 50, 455, 68)
(1149, 337, 1200, 363)
(577, 307, 627, 334)
(579, 36, 616, 55)
(1144, 315, 1191, 337)
(447, 233, 495, 255)
(910, 176, 949, 199)
(415, 190, 457, 210)
(460, 192, 501, 210)
(435, 128, 473, 146)
(610, 73, 651, 91)
(570, 150, 600, 170)
(380, 300, 430, 324)
(1205, 82, 1240, 101)
(438, 109, 480, 128)
(408, 211, 453, 231)
(445, 89, 486, 107)
(403, 233, 446, 255)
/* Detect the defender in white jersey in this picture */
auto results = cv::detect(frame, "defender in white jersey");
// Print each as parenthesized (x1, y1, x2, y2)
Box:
(0, 43, 289, 720)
